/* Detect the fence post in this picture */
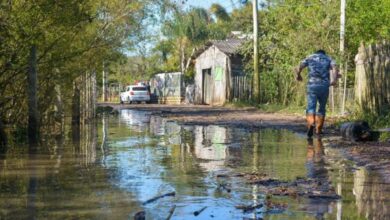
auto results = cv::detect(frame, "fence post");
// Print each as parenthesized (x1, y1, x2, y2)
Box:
(354, 41, 390, 114)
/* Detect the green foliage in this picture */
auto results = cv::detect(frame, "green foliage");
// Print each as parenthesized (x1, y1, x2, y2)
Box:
(351, 107, 390, 129)
(237, 0, 390, 110)
(145, 4, 233, 77)
(0, 0, 160, 129)
(4, 0, 389, 129)
(210, 4, 231, 22)
(347, 0, 390, 46)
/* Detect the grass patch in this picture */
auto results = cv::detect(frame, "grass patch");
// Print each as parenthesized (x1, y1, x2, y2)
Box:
(257, 103, 305, 114)
(224, 100, 256, 108)
(225, 101, 305, 114)
(351, 111, 390, 129)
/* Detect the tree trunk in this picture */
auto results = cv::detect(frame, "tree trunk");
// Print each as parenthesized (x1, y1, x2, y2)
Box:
(185, 48, 196, 71)
(0, 118, 7, 148)
(92, 70, 97, 117)
(71, 82, 80, 141)
(27, 45, 39, 144)
(180, 39, 185, 74)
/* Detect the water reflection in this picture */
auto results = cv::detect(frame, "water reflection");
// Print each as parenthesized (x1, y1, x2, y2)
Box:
(305, 138, 332, 219)
(193, 126, 228, 171)
(354, 168, 390, 219)
(0, 110, 389, 219)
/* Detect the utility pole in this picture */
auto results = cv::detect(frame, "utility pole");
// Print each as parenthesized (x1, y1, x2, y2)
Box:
(340, 0, 345, 54)
(252, 0, 260, 102)
(340, 0, 347, 114)
(338, 3, 347, 219)
(102, 62, 107, 102)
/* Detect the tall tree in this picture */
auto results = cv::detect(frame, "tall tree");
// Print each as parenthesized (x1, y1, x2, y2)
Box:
(27, 45, 39, 144)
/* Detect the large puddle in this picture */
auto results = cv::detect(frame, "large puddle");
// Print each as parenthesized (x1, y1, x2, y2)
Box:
(0, 110, 389, 219)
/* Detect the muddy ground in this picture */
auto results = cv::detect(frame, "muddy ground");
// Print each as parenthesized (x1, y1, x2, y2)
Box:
(327, 140, 390, 181)
(101, 103, 311, 131)
(99, 103, 390, 183)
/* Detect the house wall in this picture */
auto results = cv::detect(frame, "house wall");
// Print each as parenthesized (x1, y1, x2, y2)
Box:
(194, 46, 228, 105)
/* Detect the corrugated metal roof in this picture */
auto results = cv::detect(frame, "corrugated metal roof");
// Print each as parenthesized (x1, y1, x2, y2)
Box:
(211, 39, 244, 55)
(193, 38, 245, 59)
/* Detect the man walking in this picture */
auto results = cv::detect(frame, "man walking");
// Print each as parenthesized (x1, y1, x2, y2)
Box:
(296, 50, 340, 138)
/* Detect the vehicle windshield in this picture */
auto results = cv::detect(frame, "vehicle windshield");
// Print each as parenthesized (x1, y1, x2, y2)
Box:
(132, 87, 147, 91)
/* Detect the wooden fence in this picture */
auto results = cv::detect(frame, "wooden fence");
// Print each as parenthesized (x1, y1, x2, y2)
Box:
(355, 41, 390, 114)
(329, 87, 354, 114)
(72, 71, 97, 127)
(231, 75, 252, 101)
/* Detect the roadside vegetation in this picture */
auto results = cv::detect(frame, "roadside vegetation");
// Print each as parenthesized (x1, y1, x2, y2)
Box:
(139, 0, 390, 126)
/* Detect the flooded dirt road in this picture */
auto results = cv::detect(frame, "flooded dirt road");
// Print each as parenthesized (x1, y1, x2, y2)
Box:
(0, 110, 389, 219)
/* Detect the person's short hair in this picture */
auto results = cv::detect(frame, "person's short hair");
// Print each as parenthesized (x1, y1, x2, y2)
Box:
(315, 49, 326, 54)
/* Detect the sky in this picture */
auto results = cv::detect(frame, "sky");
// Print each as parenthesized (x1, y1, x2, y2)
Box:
(183, 0, 244, 12)
(126, 0, 248, 56)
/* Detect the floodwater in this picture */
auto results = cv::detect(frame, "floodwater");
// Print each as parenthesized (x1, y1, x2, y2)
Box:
(0, 110, 389, 220)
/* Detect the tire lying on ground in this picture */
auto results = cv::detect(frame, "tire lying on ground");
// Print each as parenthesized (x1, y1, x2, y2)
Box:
(339, 121, 379, 142)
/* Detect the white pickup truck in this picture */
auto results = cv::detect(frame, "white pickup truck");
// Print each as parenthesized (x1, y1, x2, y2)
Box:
(120, 85, 150, 104)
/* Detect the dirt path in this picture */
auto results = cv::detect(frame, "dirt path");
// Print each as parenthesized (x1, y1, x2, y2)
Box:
(328, 140, 390, 182)
(100, 103, 313, 132)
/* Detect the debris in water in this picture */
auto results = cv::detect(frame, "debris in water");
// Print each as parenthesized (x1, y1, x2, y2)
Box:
(307, 193, 341, 200)
(216, 172, 265, 179)
(142, 191, 176, 205)
(216, 174, 229, 178)
(267, 186, 298, 197)
(193, 206, 207, 216)
(134, 210, 145, 220)
(258, 177, 340, 200)
(217, 183, 231, 193)
(248, 178, 287, 186)
(235, 203, 263, 212)
(166, 205, 176, 220)
(265, 200, 288, 214)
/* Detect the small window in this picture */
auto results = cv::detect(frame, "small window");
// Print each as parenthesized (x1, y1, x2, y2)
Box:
(132, 87, 147, 91)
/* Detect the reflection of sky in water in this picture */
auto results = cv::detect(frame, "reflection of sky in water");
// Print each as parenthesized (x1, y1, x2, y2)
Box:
(0, 110, 389, 219)
(105, 146, 173, 202)
(107, 110, 305, 219)
(119, 109, 152, 132)
(108, 110, 172, 203)
(101, 110, 390, 219)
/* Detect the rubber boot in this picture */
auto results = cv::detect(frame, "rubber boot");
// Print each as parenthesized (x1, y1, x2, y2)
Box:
(315, 115, 325, 136)
(306, 114, 315, 138)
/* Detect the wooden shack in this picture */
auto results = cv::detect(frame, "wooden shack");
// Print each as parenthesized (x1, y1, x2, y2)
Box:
(194, 39, 249, 105)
